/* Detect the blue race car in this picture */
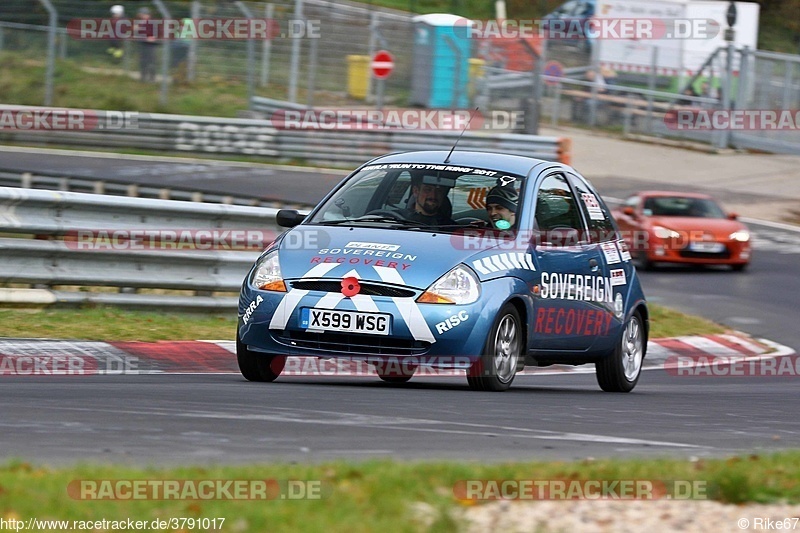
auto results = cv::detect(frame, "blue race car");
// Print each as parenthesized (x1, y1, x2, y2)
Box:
(237, 151, 648, 392)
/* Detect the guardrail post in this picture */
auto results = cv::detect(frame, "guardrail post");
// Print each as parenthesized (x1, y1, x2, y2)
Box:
(37, 0, 57, 106)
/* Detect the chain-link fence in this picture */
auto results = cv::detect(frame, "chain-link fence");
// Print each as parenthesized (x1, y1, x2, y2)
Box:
(2, 2, 800, 154)
(0, 0, 419, 108)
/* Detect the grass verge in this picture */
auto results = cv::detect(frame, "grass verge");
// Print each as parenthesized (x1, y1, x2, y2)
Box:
(0, 303, 725, 342)
(1, 452, 800, 532)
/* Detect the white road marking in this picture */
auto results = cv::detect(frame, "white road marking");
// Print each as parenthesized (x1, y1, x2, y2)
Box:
(42, 405, 704, 449)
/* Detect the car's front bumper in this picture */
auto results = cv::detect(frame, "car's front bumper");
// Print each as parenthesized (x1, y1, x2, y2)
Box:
(643, 238, 751, 265)
(238, 277, 526, 367)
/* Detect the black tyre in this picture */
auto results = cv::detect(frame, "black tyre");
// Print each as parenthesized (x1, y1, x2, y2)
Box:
(732, 263, 747, 272)
(375, 359, 416, 383)
(467, 304, 522, 392)
(236, 331, 285, 382)
(595, 311, 645, 392)
(377, 370, 416, 384)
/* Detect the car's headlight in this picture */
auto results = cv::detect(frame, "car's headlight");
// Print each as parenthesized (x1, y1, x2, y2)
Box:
(729, 230, 750, 242)
(653, 225, 681, 239)
(418, 265, 480, 305)
(250, 250, 286, 292)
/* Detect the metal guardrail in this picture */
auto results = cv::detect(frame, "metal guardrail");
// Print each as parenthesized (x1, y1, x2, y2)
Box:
(250, 97, 571, 165)
(0, 169, 300, 208)
(0, 186, 278, 310)
(1, 103, 571, 166)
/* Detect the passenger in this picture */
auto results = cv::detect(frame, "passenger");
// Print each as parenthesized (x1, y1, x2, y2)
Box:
(485, 185, 518, 230)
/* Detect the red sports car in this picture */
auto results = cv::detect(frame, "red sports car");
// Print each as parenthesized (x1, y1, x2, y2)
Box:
(612, 191, 751, 271)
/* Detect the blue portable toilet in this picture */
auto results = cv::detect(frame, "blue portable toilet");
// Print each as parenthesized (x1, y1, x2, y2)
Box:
(410, 14, 471, 109)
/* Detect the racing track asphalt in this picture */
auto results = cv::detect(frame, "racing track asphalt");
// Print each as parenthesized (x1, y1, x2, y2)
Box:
(1, 148, 799, 464)
(0, 147, 341, 206)
(1, 370, 799, 465)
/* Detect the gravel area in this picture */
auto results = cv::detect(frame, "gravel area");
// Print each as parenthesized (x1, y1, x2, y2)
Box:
(458, 500, 800, 532)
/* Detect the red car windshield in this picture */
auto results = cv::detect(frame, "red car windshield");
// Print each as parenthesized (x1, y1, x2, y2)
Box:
(643, 197, 726, 218)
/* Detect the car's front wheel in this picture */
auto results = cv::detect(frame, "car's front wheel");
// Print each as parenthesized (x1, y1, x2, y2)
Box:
(595, 311, 644, 392)
(236, 331, 285, 382)
(376, 367, 416, 384)
(467, 304, 522, 392)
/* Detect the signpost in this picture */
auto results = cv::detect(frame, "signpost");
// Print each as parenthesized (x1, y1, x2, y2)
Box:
(371, 50, 394, 109)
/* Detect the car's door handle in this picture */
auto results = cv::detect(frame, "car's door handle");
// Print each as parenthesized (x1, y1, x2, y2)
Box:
(589, 258, 599, 271)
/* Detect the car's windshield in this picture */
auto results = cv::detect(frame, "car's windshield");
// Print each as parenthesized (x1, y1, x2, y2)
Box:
(307, 162, 525, 233)
(642, 196, 726, 218)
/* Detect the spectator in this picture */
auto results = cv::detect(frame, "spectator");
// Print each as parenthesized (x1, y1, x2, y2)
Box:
(572, 68, 608, 123)
(585, 68, 608, 93)
(106, 5, 125, 61)
(137, 7, 158, 82)
(678, 85, 700, 105)
(170, 18, 193, 70)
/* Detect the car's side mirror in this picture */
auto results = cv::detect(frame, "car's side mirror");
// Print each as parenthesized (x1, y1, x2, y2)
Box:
(727, 212, 739, 220)
(276, 209, 305, 228)
(622, 206, 636, 217)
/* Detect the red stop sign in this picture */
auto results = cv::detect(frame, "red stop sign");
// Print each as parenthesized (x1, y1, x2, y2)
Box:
(371, 50, 394, 79)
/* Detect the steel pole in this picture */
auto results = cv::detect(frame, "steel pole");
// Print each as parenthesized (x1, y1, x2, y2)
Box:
(153, 0, 171, 106)
(287, 0, 304, 103)
(37, 0, 57, 106)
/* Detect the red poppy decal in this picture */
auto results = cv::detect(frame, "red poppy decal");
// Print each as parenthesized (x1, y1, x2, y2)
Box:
(341, 277, 360, 297)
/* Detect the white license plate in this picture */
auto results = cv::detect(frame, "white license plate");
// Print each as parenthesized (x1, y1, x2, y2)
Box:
(300, 308, 390, 335)
(689, 242, 725, 253)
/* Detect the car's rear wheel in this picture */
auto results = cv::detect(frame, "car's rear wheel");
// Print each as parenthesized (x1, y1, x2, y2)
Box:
(467, 304, 521, 392)
(732, 263, 748, 272)
(236, 331, 285, 382)
(595, 311, 644, 392)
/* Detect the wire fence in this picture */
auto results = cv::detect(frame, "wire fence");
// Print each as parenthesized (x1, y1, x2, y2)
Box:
(1, 1, 800, 154)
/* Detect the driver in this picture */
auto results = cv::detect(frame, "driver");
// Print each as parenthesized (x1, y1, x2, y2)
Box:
(397, 174, 457, 225)
(485, 185, 518, 229)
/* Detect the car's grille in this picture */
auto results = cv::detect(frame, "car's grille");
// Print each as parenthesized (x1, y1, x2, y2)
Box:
(273, 331, 431, 355)
(290, 280, 415, 298)
(679, 248, 731, 259)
